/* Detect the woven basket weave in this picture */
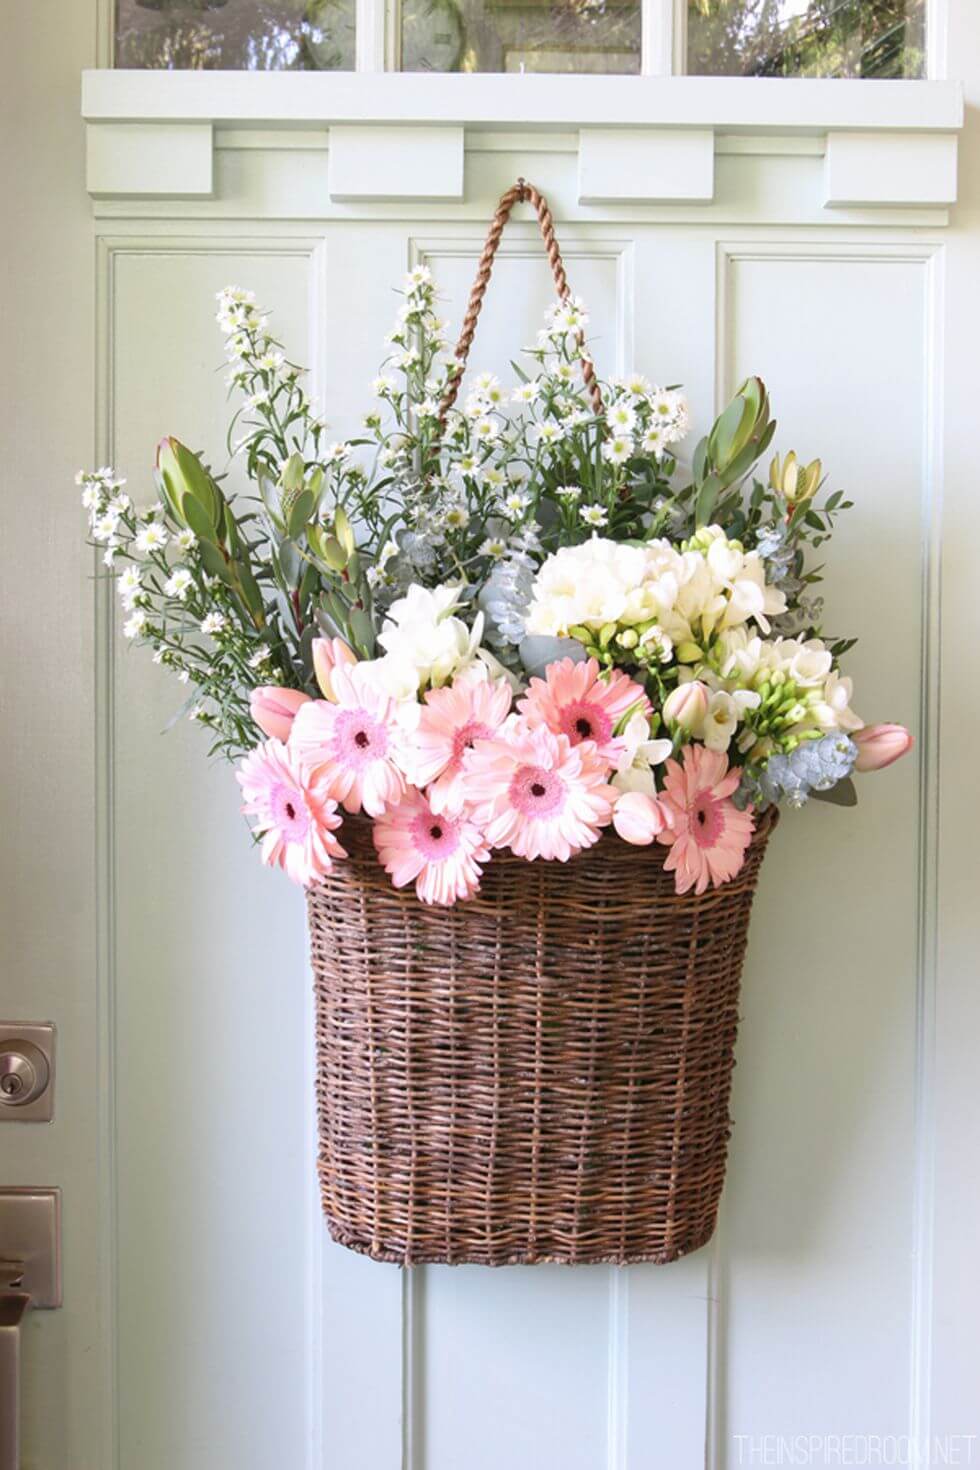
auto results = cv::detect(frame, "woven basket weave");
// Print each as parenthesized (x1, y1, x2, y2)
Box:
(308, 810, 776, 1267)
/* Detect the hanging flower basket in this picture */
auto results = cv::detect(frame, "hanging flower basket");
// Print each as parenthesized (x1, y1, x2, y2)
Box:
(310, 809, 777, 1266)
(79, 179, 912, 1268)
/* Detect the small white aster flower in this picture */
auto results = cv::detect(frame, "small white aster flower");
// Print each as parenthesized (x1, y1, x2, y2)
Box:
(556, 484, 582, 501)
(200, 612, 226, 637)
(454, 454, 482, 480)
(483, 468, 506, 489)
(246, 390, 269, 410)
(164, 568, 194, 601)
(175, 528, 196, 553)
(512, 381, 541, 404)
(473, 372, 499, 393)
(501, 491, 531, 518)
(480, 537, 508, 559)
(123, 609, 146, 639)
(651, 391, 680, 421)
(535, 422, 563, 447)
(372, 375, 396, 397)
(118, 567, 141, 600)
(444, 505, 469, 529)
(103, 546, 118, 567)
(625, 373, 652, 397)
(189, 703, 205, 721)
(406, 265, 433, 289)
(177, 670, 191, 685)
(81, 484, 103, 512)
(473, 417, 498, 442)
(152, 648, 164, 665)
(606, 402, 637, 435)
(580, 504, 609, 528)
(326, 442, 351, 463)
(417, 397, 440, 420)
(248, 645, 272, 669)
(134, 523, 168, 555)
(642, 427, 665, 457)
(258, 351, 286, 373)
(602, 436, 633, 465)
(92, 510, 120, 543)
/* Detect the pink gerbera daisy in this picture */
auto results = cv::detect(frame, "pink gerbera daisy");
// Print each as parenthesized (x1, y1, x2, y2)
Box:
(404, 667, 514, 814)
(236, 738, 346, 887)
(289, 663, 409, 817)
(656, 744, 754, 895)
(373, 789, 491, 906)
(517, 657, 650, 765)
(463, 719, 617, 862)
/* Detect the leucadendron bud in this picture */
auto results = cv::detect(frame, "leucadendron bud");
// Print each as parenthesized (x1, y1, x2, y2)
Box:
(769, 450, 821, 507)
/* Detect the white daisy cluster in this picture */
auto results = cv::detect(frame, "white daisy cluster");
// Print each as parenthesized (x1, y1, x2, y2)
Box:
(604, 375, 689, 463)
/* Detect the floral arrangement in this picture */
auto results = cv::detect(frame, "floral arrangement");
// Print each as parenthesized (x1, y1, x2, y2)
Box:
(78, 271, 912, 904)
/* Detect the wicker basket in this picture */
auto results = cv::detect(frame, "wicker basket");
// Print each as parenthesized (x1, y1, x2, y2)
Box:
(308, 810, 776, 1267)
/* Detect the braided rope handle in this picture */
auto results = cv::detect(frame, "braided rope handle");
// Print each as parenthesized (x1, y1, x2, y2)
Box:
(438, 178, 603, 421)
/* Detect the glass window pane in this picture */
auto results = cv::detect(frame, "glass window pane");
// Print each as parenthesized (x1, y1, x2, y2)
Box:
(399, 0, 641, 74)
(114, 0, 354, 69)
(686, 0, 926, 78)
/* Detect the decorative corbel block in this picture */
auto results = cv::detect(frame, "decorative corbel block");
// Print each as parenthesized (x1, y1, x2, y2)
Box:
(824, 131, 958, 208)
(327, 125, 464, 203)
(85, 121, 213, 198)
(578, 128, 715, 205)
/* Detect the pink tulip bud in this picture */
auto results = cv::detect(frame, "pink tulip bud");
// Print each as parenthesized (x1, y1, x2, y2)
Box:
(612, 790, 671, 847)
(312, 636, 357, 700)
(249, 686, 312, 743)
(853, 723, 914, 773)
(663, 680, 709, 734)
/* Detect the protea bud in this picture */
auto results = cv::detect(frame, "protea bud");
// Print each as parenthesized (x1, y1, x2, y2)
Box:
(770, 451, 821, 506)
(277, 451, 306, 519)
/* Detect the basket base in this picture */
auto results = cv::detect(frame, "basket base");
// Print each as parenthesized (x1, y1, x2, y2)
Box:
(322, 1214, 720, 1268)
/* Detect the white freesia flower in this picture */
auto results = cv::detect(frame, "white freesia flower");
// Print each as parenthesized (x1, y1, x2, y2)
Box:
(377, 583, 484, 690)
(702, 689, 761, 753)
(611, 713, 673, 796)
(812, 671, 863, 733)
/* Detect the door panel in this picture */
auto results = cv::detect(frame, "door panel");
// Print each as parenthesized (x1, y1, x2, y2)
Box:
(6, 7, 980, 1464)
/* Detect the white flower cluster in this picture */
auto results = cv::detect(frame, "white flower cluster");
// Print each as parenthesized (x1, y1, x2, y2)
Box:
(709, 628, 863, 738)
(77, 467, 131, 565)
(525, 529, 787, 655)
(605, 376, 689, 463)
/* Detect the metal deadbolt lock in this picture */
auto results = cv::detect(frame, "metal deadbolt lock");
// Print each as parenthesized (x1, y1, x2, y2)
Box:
(0, 1041, 50, 1109)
